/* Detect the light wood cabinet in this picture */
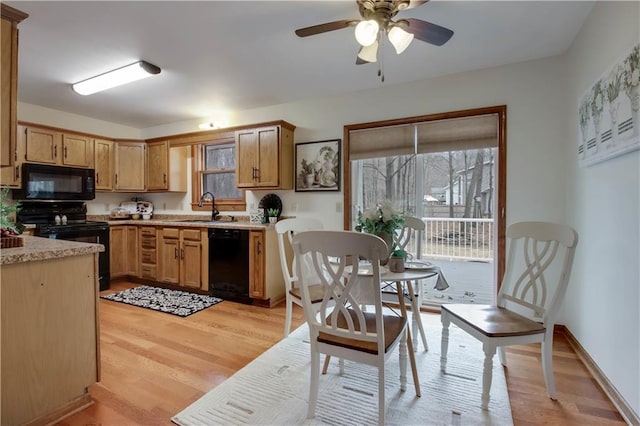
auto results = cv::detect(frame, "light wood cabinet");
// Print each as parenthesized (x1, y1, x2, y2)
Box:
(20, 125, 94, 168)
(235, 123, 294, 189)
(114, 141, 146, 191)
(62, 133, 93, 167)
(94, 138, 113, 190)
(158, 227, 207, 289)
(146, 141, 187, 192)
(109, 225, 139, 278)
(1, 251, 98, 426)
(139, 227, 157, 280)
(0, 5, 27, 167)
(0, 123, 24, 187)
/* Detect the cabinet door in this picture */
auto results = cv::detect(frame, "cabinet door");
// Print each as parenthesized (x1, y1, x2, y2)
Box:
(235, 129, 258, 187)
(159, 228, 180, 284)
(62, 133, 93, 167)
(180, 240, 202, 288)
(146, 141, 168, 190)
(109, 226, 127, 278)
(125, 226, 139, 277)
(94, 139, 113, 190)
(249, 230, 265, 298)
(114, 142, 146, 191)
(255, 127, 279, 187)
(0, 123, 23, 187)
(24, 127, 60, 164)
(1, 17, 17, 167)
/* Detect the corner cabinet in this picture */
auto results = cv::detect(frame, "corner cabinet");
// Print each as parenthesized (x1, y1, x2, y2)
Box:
(235, 122, 294, 189)
(0, 5, 27, 167)
(146, 141, 187, 192)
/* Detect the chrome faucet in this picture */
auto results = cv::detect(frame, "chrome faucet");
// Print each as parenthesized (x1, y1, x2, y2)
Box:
(198, 192, 219, 221)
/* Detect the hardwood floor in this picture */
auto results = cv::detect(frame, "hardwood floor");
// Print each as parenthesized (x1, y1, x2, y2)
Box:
(58, 281, 625, 425)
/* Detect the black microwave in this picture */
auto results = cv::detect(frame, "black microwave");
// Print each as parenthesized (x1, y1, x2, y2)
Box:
(14, 163, 96, 200)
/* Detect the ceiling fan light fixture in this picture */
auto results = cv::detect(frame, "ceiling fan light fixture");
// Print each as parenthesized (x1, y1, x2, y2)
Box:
(355, 19, 379, 46)
(388, 26, 414, 54)
(72, 60, 161, 95)
(357, 40, 379, 63)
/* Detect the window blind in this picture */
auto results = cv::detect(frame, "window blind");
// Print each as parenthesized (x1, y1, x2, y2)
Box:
(349, 113, 498, 160)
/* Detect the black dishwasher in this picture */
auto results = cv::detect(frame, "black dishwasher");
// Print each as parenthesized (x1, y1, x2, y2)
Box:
(209, 228, 251, 304)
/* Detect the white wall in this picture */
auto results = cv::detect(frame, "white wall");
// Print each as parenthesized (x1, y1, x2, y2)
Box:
(564, 1, 639, 418)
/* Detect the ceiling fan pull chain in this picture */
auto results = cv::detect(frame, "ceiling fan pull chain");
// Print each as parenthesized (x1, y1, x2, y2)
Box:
(379, 32, 385, 82)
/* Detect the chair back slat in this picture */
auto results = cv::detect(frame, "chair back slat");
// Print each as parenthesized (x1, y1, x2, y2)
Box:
(275, 218, 323, 293)
(394, 216, 425, 258)
(498, 222, 578, 323)
(293, 231, 388, 346)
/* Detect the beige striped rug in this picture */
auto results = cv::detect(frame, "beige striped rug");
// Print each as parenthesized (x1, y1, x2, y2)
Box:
(172, 313, 513, 425)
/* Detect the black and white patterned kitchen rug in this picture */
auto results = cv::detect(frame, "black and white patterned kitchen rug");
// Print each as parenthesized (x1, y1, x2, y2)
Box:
(101, 285, 223, 317)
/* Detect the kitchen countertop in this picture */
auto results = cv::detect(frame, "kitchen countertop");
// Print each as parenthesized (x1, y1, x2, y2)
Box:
(102, 216, 274, 230)
(0, 236, 104, 265)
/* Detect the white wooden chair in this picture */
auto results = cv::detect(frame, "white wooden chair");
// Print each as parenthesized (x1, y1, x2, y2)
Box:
(440, 221, 578, 410)
(381, 216, 429, 351)
(292, 230, 412, 425)
(275, 217, 324, 337)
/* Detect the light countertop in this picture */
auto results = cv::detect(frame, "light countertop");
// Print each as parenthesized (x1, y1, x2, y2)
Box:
(0, 236, 104, 265)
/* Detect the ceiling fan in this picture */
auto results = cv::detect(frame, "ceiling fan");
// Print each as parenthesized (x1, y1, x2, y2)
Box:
(295, 0, 454, 73)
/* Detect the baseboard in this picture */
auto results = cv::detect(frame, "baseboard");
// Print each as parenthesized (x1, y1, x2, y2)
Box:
(556, 325, 639, 425)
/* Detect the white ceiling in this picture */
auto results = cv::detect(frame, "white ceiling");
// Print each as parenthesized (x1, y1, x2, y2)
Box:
(8, 1, 594, 130)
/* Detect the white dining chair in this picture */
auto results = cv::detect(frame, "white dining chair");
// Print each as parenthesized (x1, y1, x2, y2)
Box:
(292, 230, 413, 425)
(275, 217, 324, 337)
(381, 216, 430, 351)
(440, 221, 578, 410)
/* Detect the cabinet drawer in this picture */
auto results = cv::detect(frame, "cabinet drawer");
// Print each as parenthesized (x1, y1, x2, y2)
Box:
(140, 265, 156, 280)
(141, 249, 156, 264)
(140, 227, 156, 237)
(141, 237, 156, 249)
(182, 229, 201, 241)
(162, 228, 180, 239)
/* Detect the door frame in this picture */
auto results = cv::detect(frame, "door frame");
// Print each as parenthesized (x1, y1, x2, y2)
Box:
(343, 105, 507, 291)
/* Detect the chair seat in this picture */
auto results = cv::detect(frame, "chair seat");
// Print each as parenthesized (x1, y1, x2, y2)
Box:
(318, 309, 407, 355)
(442, 304, 546, 338)
(290, 284, 326, 304)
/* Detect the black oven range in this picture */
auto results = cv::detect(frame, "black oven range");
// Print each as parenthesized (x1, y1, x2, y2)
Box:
(17, 201, 110, 290)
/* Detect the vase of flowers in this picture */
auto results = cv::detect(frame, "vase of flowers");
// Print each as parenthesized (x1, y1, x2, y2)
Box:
(267, 208, 279, 224)
(355, 201, 404, 264)
(0, 188, 23, 248)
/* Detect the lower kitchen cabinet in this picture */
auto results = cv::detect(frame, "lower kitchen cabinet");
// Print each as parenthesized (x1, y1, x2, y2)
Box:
(158, 227, 208, 290)
(110, 225, 139, 278)
(249, 230, 265, 298)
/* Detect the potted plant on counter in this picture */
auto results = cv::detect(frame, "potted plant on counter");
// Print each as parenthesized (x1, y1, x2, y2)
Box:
(267, 208, 280, 224)
(0, 188, 23, 248)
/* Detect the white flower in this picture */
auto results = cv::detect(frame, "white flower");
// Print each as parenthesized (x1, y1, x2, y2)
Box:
(363, 208, 378, 222)
(378, 201, 399, 222)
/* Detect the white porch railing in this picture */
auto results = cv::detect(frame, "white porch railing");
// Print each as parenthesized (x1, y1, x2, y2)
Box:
(415, 217, 494, 262)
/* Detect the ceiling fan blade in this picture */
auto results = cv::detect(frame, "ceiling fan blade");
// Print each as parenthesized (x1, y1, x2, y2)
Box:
(295, 20, 358, 37)
(404, 18, 454, 46)
(404, 0, 429, 10)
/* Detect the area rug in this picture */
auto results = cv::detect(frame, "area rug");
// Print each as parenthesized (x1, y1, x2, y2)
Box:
(101, 285, 223, 317)
(172, 313, 513, 425)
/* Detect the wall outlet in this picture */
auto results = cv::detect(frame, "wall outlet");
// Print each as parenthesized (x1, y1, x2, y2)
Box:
(104, 203, 109, 212)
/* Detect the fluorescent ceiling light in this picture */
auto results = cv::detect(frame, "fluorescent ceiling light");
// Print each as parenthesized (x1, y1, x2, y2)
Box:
(388, 26, 414, 54)
(72, 61, 161, 95)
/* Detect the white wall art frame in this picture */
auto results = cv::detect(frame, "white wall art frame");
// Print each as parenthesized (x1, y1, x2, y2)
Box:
(578, 43, 640, 167)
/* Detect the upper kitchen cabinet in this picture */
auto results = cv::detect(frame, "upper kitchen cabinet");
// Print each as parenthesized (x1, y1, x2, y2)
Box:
(114, 141, 146, 191)
(94, 138, 113, 191)
(0, 5, 27, 167)
(146, 141, 187, 192)
(0, 123, 25, 187)
(20, 125, 94, 168)
(235, 121, 294, 189)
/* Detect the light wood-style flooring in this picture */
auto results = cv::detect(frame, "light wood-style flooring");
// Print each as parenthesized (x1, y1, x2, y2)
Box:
(59, 281, 625, 425)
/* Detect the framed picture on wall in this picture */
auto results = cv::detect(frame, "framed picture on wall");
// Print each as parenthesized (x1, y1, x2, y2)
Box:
(295, 139, 341, 192)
